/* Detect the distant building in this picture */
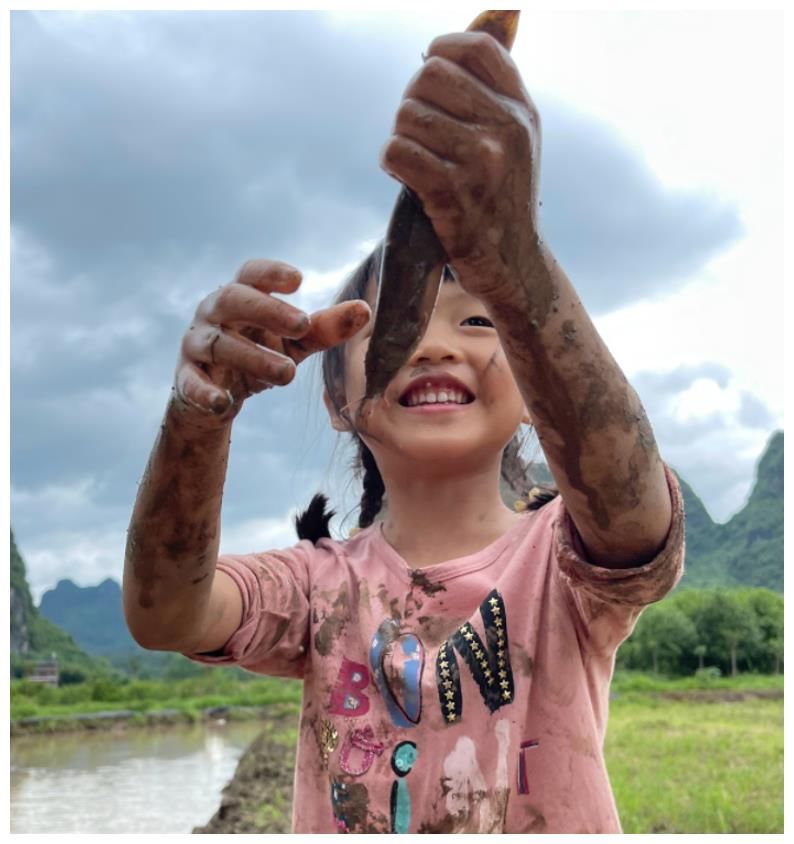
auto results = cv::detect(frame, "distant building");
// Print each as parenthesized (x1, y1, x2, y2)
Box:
(27, 656, 59, 687)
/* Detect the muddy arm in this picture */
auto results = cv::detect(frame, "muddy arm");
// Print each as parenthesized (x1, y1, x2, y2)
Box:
(123, 399, 243, 653)
(484, 239, 672, 569)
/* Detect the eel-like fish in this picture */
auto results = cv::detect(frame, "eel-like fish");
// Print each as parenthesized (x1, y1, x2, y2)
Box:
(363, 11, 521, 400)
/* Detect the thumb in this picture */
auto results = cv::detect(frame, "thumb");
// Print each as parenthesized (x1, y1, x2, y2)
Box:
(284, 300, 371, 365)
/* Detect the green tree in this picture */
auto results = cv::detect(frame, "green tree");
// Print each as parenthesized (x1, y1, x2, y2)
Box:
(697, 590, 762, 676)
(739, 587, 784, 673)
(625, 602, 698, 675)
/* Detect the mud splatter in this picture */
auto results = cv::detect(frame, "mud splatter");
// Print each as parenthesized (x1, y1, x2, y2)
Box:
(417, 615, 465, 648)
(410, 568, 446, 597)
(560, 319, 578, 350)
(314, 583, 351, 656)
(418, 814, 458, 833)
(315, 613, 347, 657)
(512, 643, 534, 677)
(523, 804, 547, 833)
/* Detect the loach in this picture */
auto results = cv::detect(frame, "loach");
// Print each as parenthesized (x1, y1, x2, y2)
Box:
(363, 10, 521, 400)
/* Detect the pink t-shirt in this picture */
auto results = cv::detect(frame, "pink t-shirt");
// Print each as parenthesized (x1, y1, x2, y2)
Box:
(186, 467, 684, 833)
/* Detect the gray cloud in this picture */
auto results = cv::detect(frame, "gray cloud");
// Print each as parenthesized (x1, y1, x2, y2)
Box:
(631, 364, 779, 521)
(537, 102, 742, 313)
(10, 10, 757, 592)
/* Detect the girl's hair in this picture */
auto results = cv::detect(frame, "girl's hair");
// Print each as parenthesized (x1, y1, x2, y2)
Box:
(294, 242, 558, 543)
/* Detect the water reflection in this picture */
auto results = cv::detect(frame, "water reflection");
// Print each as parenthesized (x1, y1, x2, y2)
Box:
(10, 720, 266, 834)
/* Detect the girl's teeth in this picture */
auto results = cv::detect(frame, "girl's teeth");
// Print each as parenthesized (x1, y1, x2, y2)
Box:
(407, 389, 468, 406)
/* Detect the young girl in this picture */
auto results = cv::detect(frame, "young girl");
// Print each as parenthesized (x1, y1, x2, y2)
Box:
(124, 28, 684, 834)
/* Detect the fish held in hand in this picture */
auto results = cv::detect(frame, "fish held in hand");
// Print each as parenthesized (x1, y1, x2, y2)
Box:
(363, 10, 521, 400)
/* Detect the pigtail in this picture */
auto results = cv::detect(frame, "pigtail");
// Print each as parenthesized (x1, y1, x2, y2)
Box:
(357, 439, 386, 530)
(294, 493, 335, 543)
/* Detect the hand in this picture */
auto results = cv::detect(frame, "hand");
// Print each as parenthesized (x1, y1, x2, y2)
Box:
(380, 31, 541, 300)
(174, 259, 370, 426)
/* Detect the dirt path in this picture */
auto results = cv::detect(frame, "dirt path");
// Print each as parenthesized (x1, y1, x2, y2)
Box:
(653, 688, 783, 703)
(193, 708, 298, 834)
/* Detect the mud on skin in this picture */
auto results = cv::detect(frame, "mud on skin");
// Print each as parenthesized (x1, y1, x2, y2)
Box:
(127, 397, 228, 611)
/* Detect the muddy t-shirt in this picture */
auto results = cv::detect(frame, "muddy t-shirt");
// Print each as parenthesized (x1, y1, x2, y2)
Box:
(185, 467, 684, 833)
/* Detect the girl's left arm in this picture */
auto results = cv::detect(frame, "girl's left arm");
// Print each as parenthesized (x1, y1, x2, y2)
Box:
(380, 30, 672, 568)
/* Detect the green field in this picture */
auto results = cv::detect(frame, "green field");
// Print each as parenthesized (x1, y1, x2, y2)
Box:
(606, 678, 783, 833)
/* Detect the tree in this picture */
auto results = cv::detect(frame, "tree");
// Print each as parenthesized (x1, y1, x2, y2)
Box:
(697, 590, 762, 676)
(625, 603, 698, 675)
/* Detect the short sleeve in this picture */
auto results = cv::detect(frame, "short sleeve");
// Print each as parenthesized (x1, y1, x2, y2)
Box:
(182, 542, 313, 678)
(554, 464, 685, 655)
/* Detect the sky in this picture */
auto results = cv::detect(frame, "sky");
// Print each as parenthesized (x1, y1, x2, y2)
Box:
(8, 7, 786, 603)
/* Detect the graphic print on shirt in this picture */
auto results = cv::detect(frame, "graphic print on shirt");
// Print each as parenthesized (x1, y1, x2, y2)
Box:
(439, 719, 511, 833)
(435, 589, 515, 722)
(369, 618, 425, 728)
(339, 725, 386, 776)
(317, 719, 339, 770)
(517, 738, 540, 794)
(329, 658, 371, 717)
(390, 741, 418, 833)
(330, 779, 369, 833)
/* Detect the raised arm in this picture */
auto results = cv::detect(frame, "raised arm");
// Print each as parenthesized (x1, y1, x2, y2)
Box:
(378, 30, 671, 568)
(123, 260, 370, 652)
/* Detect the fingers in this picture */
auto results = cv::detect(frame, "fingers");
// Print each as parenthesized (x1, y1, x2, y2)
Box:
(183, 323, 297, 386)
(284, 300, 371, 365)
(404, 54, 507, 125)
(426, 32, 526, 102)
(197, 281, 309, 340)
(393, 97, 481, 165)
(175, 362, 233, 416)
(234, 259, 303, 295)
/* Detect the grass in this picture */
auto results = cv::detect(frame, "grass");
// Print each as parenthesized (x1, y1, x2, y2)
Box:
(10, 673, 303, 722)
(606, 678, 784, 833)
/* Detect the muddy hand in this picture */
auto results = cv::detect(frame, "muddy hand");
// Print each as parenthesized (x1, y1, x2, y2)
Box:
(379, 11, 539, 302)
(174, 259, 370, 427)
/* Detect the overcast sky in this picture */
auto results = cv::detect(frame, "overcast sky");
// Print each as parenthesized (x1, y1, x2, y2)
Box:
(9, 9, 784, 603)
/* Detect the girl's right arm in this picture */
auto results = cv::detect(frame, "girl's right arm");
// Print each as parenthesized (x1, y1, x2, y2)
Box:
(123, 259, 370, 654)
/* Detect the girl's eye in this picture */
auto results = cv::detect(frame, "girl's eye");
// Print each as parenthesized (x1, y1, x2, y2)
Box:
(463, 315, 494, 328)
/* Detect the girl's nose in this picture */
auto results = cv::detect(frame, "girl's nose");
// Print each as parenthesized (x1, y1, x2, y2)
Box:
(407, 323, 463, 365)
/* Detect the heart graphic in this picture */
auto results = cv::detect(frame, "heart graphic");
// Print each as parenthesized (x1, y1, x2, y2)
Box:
(369, 619, 426, 728)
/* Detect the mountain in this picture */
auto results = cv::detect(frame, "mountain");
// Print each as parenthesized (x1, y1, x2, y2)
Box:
(39, 577, 139, 657)
(676, 430, 783, 592)
(10, 531, 107, 680)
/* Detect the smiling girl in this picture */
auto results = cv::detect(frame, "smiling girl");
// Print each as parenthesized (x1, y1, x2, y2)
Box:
(124, 26, 684, 834)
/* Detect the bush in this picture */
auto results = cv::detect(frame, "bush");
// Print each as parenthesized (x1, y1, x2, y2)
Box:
(694, 666, 722, 683)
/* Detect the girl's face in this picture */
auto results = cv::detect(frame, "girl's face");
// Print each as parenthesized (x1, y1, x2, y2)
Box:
(325, 275, 530, 473)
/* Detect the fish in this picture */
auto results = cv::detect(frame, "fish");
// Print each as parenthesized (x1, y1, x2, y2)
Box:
(363, 11, 521, 400)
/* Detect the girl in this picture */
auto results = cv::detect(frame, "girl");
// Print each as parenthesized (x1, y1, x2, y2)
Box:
(124, 27, 684, 834)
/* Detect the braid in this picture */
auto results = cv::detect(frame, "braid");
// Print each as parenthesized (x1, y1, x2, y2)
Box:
(358, 438, 386, 529)
(294, 493, 335, 543)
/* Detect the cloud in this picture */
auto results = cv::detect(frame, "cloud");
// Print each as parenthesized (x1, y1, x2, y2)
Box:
(536, 100, 742, 313)
(631, 364, 778, 522)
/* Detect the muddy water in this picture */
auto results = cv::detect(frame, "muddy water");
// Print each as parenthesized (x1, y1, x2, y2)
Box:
(10, 720, 266, 834)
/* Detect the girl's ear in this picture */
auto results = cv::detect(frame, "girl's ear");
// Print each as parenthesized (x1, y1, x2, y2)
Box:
(323, 389, 351, 432)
